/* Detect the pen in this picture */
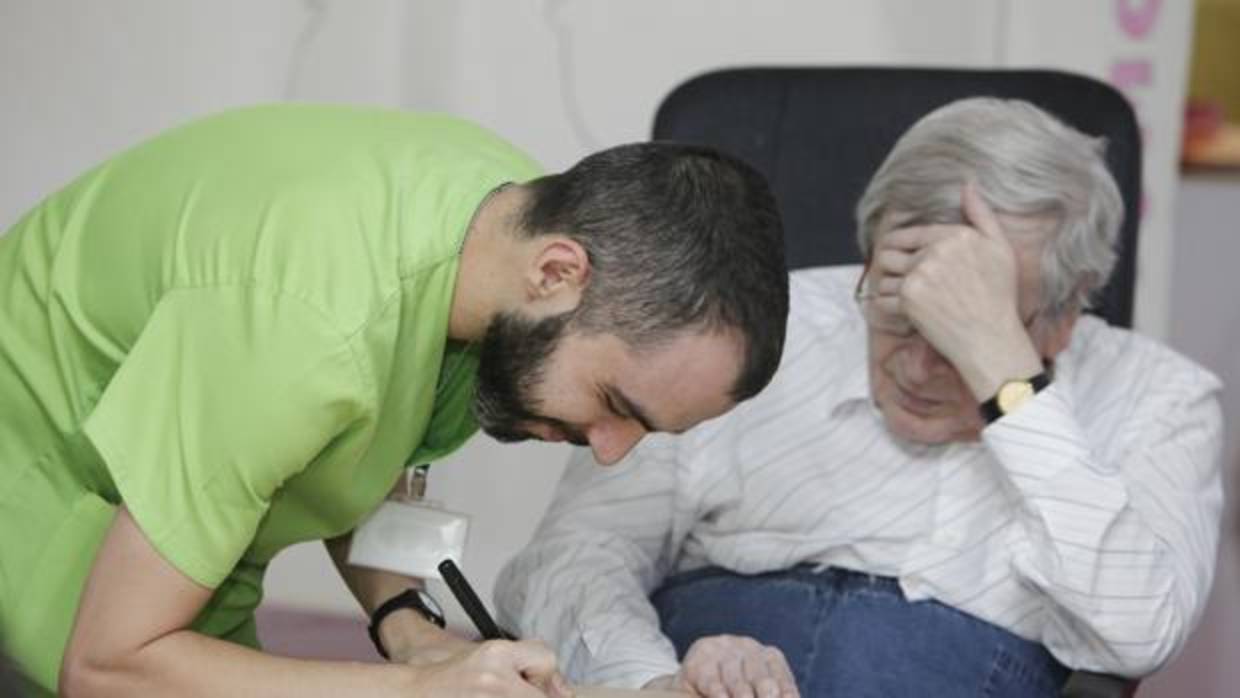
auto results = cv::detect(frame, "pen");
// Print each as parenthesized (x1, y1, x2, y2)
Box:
(438, 558, 516, 640)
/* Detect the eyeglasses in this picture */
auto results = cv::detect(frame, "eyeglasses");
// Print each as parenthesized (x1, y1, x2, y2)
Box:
(853, 259, 1041, 338)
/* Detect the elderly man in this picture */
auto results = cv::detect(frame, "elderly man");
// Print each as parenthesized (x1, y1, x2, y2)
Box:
(0, 104, 788, 696)
(496, 98, 1223, 698)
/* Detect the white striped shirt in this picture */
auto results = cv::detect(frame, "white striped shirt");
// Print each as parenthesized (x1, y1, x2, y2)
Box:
(495, 265, 1224, 687)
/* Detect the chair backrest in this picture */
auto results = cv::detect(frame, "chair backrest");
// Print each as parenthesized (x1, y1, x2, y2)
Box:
(652, 67, 1142, 328)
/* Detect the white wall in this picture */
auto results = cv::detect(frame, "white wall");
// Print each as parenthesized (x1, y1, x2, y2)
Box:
(1140, 174, 1240, 697)
(4, 2, 1233, 695)
(1, 1, 303, 218)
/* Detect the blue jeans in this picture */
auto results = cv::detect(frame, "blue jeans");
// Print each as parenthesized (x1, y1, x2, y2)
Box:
(651, 566, 1068, 698)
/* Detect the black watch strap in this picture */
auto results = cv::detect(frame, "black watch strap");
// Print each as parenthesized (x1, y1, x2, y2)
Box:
(368, 588, 445, 660)
(979, 369, 1051, 424)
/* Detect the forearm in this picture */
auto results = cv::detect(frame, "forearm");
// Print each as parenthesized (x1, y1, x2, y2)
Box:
(498, 533, 680, 687)
(325, 533, 420, 614)
(325, 534, 472, 663)
(1008, 502, 1191, 674)
(985, 386, 1223, 673)
(61, 628, 416, 698)
(1003, 472, 1177, 672)
(953, 316, 1044, 402)
(63, 506, 419, 696)
(497, 445, 686, 686)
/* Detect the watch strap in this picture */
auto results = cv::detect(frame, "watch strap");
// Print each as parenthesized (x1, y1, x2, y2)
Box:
(368, 588, 445, 660)
(979, 369, 1051, 425)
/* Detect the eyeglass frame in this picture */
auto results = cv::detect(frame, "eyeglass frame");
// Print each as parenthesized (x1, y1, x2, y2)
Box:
(852, 257, 1043, 338)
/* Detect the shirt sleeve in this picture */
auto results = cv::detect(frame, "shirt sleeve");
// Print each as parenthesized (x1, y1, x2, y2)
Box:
(981, 360, 1224, 676)
(83, 286, 370, 588)
(495, 441, 685, 689)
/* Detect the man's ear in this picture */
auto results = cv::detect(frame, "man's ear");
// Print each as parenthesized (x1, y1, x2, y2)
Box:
(523, 236, 591, 314)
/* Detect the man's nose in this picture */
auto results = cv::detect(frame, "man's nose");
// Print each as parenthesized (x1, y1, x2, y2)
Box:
(903, 335, 950, 383)
(586, 419, 647, 465)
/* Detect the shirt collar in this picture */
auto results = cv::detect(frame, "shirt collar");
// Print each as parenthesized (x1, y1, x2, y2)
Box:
(826, 308, 874, 414)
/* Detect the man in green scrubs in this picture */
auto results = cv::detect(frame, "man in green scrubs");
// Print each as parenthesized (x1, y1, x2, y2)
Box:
(0, 104, 787, 696)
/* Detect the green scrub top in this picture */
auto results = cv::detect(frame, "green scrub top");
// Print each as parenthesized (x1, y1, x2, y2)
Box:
(0, 104, 541, 692)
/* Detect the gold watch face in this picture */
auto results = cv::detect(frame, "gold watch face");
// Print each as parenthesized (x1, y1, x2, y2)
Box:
(996, 380, 1035, 414)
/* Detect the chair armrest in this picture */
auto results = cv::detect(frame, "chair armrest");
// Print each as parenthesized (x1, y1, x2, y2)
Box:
(1061, 670, 1139, 697)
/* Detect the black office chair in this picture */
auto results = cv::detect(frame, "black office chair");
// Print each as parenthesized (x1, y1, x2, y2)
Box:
(653, 66, 1142, 697)
(653, 66, 1141, 328)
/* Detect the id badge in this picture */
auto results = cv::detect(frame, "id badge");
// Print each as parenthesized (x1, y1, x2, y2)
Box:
(347, 465, 470, 581)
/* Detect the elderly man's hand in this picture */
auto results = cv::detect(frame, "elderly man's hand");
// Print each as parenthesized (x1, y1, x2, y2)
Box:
(645, 635, 799, 698)
(869, 181, 1044, 400)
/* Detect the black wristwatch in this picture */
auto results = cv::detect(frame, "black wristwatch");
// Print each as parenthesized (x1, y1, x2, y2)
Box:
(368, 588, 446, 660)
(979, 369, 1051, 425)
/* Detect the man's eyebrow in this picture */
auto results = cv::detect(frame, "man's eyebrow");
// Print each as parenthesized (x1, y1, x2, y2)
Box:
(606, 385, 680, 434)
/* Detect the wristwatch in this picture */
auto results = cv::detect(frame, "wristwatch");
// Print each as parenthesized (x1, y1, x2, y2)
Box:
(979, 369, 1051, 424)
(368, 588, 446, 659)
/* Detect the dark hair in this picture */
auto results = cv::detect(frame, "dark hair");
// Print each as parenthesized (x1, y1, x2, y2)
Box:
(519, 142, 788, 401)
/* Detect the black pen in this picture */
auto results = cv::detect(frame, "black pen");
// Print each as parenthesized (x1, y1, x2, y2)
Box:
(438, 558, 516, 640)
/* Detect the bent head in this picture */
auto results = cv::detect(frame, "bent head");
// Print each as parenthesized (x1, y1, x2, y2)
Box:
(475, 312, 746, 464)
(473, 142, 788, 464)
(860, 212, 1077, 444)
(854, 98, 1124, 444)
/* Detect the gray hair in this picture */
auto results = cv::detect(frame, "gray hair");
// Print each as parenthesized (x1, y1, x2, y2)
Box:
(856, 97, 1124, 318)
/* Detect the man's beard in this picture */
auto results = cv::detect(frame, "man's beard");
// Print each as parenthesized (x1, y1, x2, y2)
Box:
(472, 309, 582, 444)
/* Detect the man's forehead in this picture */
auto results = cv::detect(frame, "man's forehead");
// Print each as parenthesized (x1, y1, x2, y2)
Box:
(606, 375, 729, 436)
(605, 331, 742, 433)
(872, 209, 1050, 307)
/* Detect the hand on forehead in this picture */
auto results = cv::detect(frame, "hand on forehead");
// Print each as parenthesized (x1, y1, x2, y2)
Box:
(861, 181, 1026, 345)
(875, 181, 1005, 258)
(860, 182, 1046, 403)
